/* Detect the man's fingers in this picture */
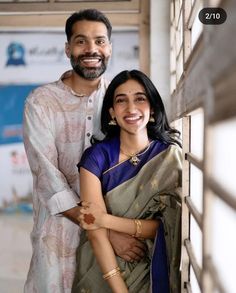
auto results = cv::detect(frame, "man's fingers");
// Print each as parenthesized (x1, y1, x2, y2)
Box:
(130, 245, 146, 259)
(120, 249, 144, 262)
(119, 252, 136, 262)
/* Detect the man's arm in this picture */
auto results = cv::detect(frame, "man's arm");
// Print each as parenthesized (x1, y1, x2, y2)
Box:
(23, 95, 79, 215)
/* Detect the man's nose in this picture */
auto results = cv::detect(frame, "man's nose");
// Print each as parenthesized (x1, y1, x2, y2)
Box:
(84, 41, 98, 53)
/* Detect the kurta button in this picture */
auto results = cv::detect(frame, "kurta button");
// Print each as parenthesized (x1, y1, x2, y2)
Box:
(87, 133, 91, 137)
(89, 99, 92, 103)
(87, 116, 92, 120)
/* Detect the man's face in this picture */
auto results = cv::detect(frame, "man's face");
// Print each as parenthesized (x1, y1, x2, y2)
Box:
(66, 20, 112, 80)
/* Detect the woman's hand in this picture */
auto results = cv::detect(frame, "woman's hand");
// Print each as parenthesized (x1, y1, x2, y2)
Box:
(78, 201, 107, 230)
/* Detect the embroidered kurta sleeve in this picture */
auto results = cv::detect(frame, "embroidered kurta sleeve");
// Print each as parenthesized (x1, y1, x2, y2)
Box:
(23, 95, 79, 215)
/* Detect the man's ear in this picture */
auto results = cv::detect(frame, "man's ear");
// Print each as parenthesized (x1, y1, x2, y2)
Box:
(109, 42, 112, 56)
(65, 42, 71, 58)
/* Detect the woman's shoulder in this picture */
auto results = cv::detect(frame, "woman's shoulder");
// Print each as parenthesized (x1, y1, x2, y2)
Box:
(78, 137, 119, 178)
(84, 137, 118, 158)
(80, 137, 119, 174)
(151, 140, 182, 158)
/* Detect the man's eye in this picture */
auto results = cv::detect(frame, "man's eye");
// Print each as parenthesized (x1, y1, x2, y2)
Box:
(76, 39, 85, 45)
(96, 39, 106, 45)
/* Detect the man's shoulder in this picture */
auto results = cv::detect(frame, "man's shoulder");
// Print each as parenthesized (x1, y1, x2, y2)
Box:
(25, 80, 60, 104)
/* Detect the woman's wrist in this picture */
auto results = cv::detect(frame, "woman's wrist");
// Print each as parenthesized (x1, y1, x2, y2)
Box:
(102, 213, 111, 229)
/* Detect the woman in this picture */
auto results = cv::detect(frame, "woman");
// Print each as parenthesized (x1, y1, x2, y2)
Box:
(72, 70, 182, 293)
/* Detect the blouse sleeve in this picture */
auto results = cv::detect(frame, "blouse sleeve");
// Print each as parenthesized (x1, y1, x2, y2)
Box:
(78, 144, 105, 179)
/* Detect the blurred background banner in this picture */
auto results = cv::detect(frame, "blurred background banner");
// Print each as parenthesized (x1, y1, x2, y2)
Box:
(0, 143, 32, 212)
(0, 31, 70, 84)
(0, 85, 36, 211)
(0, 85, 38, 145)
(0, 30, 71, 211)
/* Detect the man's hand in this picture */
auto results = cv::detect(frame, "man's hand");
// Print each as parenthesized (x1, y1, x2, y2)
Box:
(109, 230, 147, 262)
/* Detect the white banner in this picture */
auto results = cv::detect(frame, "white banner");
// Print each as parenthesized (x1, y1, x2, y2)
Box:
(0, 31, 70, 84)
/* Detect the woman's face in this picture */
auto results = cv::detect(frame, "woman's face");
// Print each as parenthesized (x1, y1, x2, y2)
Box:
(109, 79, 151, 136)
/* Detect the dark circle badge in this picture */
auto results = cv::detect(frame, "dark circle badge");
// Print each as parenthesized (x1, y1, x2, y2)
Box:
(198, 8, 227, 25)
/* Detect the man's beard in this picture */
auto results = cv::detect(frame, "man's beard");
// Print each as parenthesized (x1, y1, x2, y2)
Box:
(70, 53, 108, 80)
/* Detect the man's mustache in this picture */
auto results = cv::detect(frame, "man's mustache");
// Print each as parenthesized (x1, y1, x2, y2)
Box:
(78, 53, 103, 59)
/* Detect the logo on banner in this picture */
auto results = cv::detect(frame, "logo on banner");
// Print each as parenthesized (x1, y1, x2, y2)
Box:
(6, 42, 26, 66)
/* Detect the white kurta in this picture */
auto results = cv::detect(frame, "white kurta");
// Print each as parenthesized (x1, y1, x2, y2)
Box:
(23, 71, 109, 293)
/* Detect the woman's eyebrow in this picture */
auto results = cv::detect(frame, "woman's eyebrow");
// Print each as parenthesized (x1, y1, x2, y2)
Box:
(114, 93, 126, 98)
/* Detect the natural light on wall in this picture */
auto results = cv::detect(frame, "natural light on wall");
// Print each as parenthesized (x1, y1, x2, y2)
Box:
(190, 108, 204, 214)
(189, 108, 204, 293)
(210, 118, 236, 293)
(191, 5, 203, 48)
(211, 118, 236, 196)
(190, 108, 204, 159)
(190, 266, 201, 293)
(212, 197, 236, 293)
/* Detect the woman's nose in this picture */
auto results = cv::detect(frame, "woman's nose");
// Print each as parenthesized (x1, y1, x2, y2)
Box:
(126, 101, 136, 113)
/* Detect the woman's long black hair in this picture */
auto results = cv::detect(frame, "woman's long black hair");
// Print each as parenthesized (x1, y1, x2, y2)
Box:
(96, 70, 181, 147)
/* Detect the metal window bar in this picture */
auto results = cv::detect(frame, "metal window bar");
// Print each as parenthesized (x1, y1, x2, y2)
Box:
(184, 239, 202, 290)
(186, 0, 202, 29)
(185, 152, 203, 170)
(181, 116, 191, 292)
(185, 196, 203, 229)
(205, 256, 227, 293)
(208, 177, 236, 211)
(185, 281, 193, 293)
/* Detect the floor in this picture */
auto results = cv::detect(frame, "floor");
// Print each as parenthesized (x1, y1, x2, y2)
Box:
(0, 213, 33, 293)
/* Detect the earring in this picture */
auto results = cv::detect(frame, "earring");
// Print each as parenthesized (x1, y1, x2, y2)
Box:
(108, 118, 117, 125)
(149, 114, 155, 122)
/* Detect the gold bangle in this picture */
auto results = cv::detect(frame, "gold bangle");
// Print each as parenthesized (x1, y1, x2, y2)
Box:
(132, 219, 142, 238)
(103, 267, 120, 280)
(104, 270, 121, 280)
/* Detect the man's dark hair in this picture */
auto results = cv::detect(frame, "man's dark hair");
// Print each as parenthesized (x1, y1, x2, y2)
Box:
(65, 9, 112, 41)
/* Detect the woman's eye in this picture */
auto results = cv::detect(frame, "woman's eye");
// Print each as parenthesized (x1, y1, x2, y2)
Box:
(115, 98, 125, 104)
(136, 96, 147, 102)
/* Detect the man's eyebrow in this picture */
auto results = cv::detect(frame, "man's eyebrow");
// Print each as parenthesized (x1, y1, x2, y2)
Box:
(73, 34, 108, 40)
(73, 34, 86, 39)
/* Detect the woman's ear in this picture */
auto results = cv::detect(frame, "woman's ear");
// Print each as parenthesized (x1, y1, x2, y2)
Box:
(109, 108, 115, 119)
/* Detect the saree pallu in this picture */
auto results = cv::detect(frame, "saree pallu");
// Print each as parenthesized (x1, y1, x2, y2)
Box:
(72, 145, 182, 293)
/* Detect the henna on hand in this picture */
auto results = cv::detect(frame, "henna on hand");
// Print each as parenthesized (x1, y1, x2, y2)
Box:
(84, 213, 95, 224)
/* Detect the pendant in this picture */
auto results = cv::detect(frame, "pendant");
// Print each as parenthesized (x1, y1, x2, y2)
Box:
(129, 155, 140, 166)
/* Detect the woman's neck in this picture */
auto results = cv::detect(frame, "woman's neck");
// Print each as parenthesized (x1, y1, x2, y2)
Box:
(120, 132, 150, 155)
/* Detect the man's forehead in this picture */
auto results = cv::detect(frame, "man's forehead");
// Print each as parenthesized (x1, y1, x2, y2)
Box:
(71, 21, 108, 40)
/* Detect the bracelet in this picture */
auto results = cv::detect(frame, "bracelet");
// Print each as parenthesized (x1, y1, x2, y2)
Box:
(103, 266, 121, 280)
(132, 219, 142, 238)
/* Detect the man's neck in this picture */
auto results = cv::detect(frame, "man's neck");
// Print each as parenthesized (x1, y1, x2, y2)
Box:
(64, 71, 102, 96)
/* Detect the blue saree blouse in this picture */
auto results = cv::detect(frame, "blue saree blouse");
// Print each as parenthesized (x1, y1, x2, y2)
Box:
(78, 136, 169, 194)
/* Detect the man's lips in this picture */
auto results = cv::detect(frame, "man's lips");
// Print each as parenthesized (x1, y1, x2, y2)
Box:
(80, 56, 102, 66)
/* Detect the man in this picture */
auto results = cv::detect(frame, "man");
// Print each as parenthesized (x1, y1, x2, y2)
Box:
(23, 9, 146, 293)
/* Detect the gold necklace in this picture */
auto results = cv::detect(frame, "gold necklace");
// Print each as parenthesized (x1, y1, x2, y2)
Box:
(120, 141, 152, 166)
